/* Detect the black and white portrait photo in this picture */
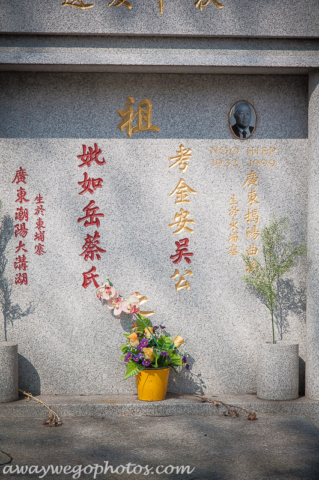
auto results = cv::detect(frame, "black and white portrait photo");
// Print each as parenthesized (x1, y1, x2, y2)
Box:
(229, 101, 256, 140)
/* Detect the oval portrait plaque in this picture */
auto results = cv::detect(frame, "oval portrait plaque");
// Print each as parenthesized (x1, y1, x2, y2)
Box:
(229, 101, 257, 140)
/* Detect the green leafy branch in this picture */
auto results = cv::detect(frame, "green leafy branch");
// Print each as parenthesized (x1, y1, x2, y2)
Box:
(242, 216, 306, 344)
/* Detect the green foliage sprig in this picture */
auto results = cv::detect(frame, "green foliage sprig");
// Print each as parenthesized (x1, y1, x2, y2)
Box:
(242, 216, 306, 344)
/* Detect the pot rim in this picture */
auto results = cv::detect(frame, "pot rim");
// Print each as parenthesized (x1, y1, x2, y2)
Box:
(139, 367, 170, 372)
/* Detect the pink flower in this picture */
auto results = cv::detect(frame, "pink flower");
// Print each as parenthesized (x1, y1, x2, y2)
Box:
(96, 283, 117, 301)
(107, 297, 124, 317)
(122, 294, 140, 314)
(103, 286, 117, 301)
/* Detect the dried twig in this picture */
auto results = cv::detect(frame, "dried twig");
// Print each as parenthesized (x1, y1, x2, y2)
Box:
(171, 392, 257, 420)
(18, 390, 62, 427)
(0, 450, 12, 465)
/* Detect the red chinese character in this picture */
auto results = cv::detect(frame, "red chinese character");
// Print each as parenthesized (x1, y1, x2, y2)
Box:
(80, 231, 106, 261)
(82, 266, 99, 289)
(15, 273, 28, 285)
(78, 172, 103, 195)
(14, 255, 28, 271)
(15, 187, 30, 204)
(35, 205, 45, 216)
(12, 167, 28, 185)
(170, 238, 194, 264)
(14, 223, 28, 238)
(35, 194, 44, 204)
(77, 143, 106, 168)
(77, 200, 104, 228)
(34, 231, 45, 242)
(35, 218, 45, 231)
(35, 244, 46, 256)
(15, 241, 28, 253)
(15, 207, 28, 222)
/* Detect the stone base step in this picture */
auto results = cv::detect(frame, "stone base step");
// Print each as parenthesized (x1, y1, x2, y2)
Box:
(1, 393, 319, 427)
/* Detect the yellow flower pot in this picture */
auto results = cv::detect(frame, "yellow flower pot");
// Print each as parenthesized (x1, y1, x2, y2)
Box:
(135, 367, 170, 401)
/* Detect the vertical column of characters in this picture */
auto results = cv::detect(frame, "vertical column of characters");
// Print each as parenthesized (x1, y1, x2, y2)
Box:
(12, 167, 29, 286)
(243, 170, 260, 270)
(77, 143, 106, 289)
(34, 194, 46, 256)
(227, 194, 240, 257)
(168, 145, 196, 292)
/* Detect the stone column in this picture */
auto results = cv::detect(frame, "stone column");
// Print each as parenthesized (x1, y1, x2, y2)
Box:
(306, 70, 319, 399)
(0, 342, 18, 402)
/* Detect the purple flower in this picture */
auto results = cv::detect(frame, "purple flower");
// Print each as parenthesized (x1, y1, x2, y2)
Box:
(137, 353, 144, 359)
(153, 326, 158, 330)
(185, 364, 190, 371)
(160, 351, 171, 361)
(133, 356, 140, 362)
(182, 356, 187, 364)
(138, 338, 148, 351)
(124, 352, 133, 362)
(142, 360, 151, 367)
(160, 351, 169, 357)
(160, 325, 166, 329)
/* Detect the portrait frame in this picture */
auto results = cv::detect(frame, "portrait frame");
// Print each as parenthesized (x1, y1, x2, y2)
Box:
(229, 100, 257, 140)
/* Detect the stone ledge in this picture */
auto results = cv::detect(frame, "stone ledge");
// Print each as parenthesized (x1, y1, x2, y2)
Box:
(1, 393, 319, 427)
(1, 36, 319, 73)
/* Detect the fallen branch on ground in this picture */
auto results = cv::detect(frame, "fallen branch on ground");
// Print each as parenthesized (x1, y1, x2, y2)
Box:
(18, 389, 62, 427)
(171, 392, 257, 420)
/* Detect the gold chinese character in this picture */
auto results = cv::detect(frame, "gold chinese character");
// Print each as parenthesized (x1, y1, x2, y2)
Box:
(246, 225, 260, 241)
(117, 97, 160, 138)
(108, 0, 132, 9)
(228, 232, 239, 243)
(246, 189, 260, 207)
(134, 292, 155, 317)
(169, 145, 192, 173)
(229, 194, 238, 205)
(246, 244, 259, 256)
(170, 269, 193, 291)
(169, 208, 195, 234)
(194, 0, 224, 12)
(246, 260, 257, 273)
(62, 0, 94, 8)
(169, 179, 197, 204)
(244, 209, 259, 224)
(228, 244, 239, 256)
(109, 0, 164, 13)
(229, 218, 238, 231)
(243, 170, 259, 188)
(229, 206, 240, 217)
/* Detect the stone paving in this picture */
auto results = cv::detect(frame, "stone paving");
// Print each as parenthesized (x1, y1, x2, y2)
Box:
(1, 409, 319, 480)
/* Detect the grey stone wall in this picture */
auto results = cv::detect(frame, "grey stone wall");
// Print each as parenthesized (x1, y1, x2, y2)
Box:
(1, 0, 318, 37)
(306, 70, 319, 400)
(0, 72, 308, 395)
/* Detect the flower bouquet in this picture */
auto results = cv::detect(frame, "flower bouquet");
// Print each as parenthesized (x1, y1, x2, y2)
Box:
(96, 279, 189, 400)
